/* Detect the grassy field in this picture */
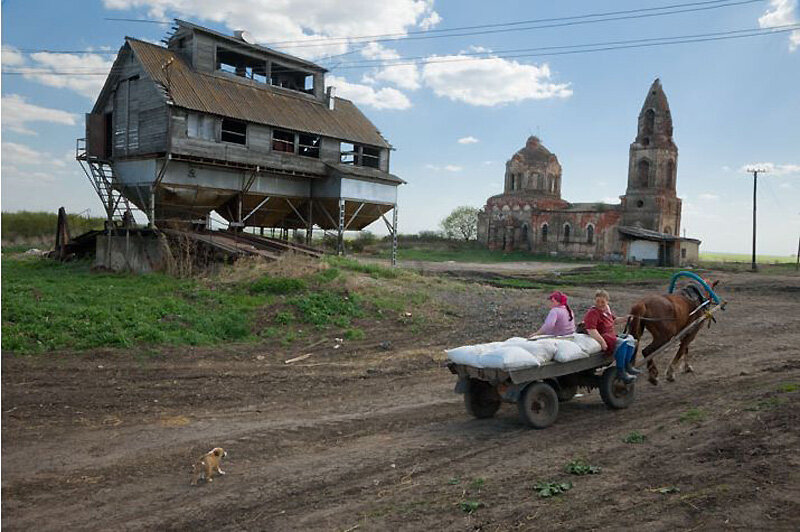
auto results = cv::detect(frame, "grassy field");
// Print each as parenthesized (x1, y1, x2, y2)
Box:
(700, 251, 797, 264)
(2, 211, 106, 249)
(373, 242, 589, 263)
(0, 254, 432, 355)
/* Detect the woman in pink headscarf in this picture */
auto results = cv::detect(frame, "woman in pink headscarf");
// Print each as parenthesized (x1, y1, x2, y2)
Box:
(531, 291, 576, 337)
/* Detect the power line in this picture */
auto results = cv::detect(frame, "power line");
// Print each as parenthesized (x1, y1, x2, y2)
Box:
(11, 0, 765, 57)
(326, 23, 800, 68)
(3, 24, 796, 77)
(272, 0, 766, 49)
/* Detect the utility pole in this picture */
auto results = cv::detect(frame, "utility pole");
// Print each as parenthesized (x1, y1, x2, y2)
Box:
(746, 167, 768, 272)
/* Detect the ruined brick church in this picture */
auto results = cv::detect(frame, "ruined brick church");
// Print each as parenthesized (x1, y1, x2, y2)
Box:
(477, 79, 700, 266)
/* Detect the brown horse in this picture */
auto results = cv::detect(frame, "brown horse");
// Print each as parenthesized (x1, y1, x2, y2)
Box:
(627, 280, 719, 385)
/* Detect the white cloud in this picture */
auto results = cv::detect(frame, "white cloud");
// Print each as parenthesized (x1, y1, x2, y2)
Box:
(1, 95, 78, 135)
(699, 193, 720, 200)
(421, 55, 572, 106)
(419, 10, 442, 30)
(103, 0, 440, 60)
(22, 52, 114, 99)
(758, 0, 800, 51)
(360, 42, 420, 90)
(425, 163, 462, 172)
(2, 45, 25, 66)
(1, 141, 73, 184)
(458, 136, 479, 144)
(739, 162, 800, 176)
(327, 75, 411, 110)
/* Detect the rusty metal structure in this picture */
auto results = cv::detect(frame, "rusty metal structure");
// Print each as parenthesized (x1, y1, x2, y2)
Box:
(77, 19, 402, 265)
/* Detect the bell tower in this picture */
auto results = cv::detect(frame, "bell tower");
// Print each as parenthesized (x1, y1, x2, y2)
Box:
(622, 79, 681, 235)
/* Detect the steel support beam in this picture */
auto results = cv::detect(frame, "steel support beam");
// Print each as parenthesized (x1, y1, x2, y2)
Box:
(242, 196, 271, 223)
(338, 198, 345, 255)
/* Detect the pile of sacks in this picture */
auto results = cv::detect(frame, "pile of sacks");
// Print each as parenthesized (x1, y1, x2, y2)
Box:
(446, 334, 603, 371)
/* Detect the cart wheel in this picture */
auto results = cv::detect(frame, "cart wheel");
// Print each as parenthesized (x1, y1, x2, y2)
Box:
(599, 367, 636, 409)
(465, 379, 501, 419)
(517, 382, 559, 429)
(556, 383, 578, 402)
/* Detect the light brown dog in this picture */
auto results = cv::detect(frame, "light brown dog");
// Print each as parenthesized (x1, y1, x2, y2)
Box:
(191, 447, 227, 485)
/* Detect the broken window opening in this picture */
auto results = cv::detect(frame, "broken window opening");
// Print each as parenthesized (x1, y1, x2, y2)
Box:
(221, 118, 247, 145)
(541, 223, 549, 243)
(362, 146, 380, 169)
(637, 159, 650, 187)
(273, 129, 295, 153)
(340, 142, 357, 164)
(587, 224, 594, 244)
(216, 46, 268, 83)
(298, 133, 320, 158)
(271, 63, 314, 94)
(644, 109, 655, 136)
(563, 223, 571, 243)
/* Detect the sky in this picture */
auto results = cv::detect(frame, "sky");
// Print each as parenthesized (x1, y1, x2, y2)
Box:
(1, 0, 799, 255)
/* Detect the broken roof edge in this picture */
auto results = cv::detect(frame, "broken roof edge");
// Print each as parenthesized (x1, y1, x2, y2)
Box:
(126, 38, 391, 149)
(172, 19, 328, 74)
(618, 225, 700, 243)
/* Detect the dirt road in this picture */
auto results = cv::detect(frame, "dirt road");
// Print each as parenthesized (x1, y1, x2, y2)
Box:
(3, 272, 799, 530)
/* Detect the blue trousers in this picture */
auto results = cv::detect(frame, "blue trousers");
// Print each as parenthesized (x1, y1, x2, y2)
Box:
(614, 340, 636, 370)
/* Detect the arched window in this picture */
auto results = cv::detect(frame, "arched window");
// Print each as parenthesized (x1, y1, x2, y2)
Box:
(638, 159, 650, 187)
(664, 226, 672, 235)
(563, 223, 571, 242)
(541, 223, 549, 242)
(521, 225, 530, 250)
(586, 224, 594, 244)
(666, 160, 675, 188)
(644, 109, 655, 136)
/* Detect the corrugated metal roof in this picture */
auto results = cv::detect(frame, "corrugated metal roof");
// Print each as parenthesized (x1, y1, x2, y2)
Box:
(127, 38, 391, 148)
(619, 225, 700, 243)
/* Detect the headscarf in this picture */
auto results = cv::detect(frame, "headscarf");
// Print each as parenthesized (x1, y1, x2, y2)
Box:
(548, 291, 574, 321)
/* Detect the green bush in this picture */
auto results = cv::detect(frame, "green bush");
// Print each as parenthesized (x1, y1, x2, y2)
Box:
(344, 327, 365, 340)
(250, 276, 307, 295)
(2, 211, 106, 242)
(290, 290, 363, 326)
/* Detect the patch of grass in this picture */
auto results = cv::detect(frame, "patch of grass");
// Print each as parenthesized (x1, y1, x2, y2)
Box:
(679, 408, 707, 423)
(459, 500, 483, 514)
(533, 480, 573, 498)
(564, 459, 601, 476)
(745, 396, 788, 411)
(1, 258, 264, 354)
(2, 211, 105, 242)
(314, 267, 340, 284)
(250, 276, 307, 295)
(470, 477, 485, 490)
(700, 251, 796, 264)
(343, 327, 365, 341)
(325, 256, 398, 279)
(558, 264, 677, 284)
(778, 383, 799, 393)
(447, 477, 461, 485)
(274, 310, 295, 325)
(289, 290, 364, 327)
(623, 431, 646, 444)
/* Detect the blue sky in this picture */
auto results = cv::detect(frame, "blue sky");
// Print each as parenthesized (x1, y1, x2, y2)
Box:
(2, 0, 799, 254)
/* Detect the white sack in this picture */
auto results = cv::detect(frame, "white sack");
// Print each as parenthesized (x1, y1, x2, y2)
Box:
(572, 334, 603, 355)
(553, 340, 588, 363)
(480, 345, 545, 370)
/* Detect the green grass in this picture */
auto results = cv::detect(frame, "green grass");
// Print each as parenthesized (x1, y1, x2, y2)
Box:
(1, 258, 265, 354)
(324, 256, 399, 278)
(623, 431, 647, 444)
(2, 211, 106, 243)
(678, 408, 707, 423)
(778, 383, 799, 393)
(700, 251, 796, 264)
(564, 459, 601, 476)
(250, 276, 307, 295)
(533, 480, 573, 498)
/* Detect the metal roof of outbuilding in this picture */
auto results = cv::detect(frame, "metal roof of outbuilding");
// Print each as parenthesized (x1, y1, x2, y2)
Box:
(127, 38, 391, 148)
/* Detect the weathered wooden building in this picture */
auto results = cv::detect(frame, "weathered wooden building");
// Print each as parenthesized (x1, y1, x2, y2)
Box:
(78, 19, 401, 256)
(477, 79, 700, 266)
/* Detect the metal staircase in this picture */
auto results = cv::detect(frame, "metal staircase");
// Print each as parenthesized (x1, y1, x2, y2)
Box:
(76, 138, 132, 225)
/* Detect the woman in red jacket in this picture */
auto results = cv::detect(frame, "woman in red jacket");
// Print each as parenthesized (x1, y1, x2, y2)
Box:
(583, 289, 639, 382)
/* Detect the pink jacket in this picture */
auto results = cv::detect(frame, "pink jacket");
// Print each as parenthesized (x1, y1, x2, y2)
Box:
(540, 306, 575, 336)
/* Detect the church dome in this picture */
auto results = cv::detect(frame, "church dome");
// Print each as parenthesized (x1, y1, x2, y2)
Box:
(512, 136, 558, 166)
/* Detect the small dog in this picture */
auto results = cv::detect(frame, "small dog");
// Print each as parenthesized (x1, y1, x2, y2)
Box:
(191, 447, 227, 485)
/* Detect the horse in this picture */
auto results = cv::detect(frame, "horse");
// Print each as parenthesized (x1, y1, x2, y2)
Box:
(627, 279, 720, 385)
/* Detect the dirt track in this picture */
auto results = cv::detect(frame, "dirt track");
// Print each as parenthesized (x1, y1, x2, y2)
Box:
(3, 271, 799, 531)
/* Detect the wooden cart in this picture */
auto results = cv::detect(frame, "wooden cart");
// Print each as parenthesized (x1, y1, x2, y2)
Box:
(448, 302, 725, 429)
